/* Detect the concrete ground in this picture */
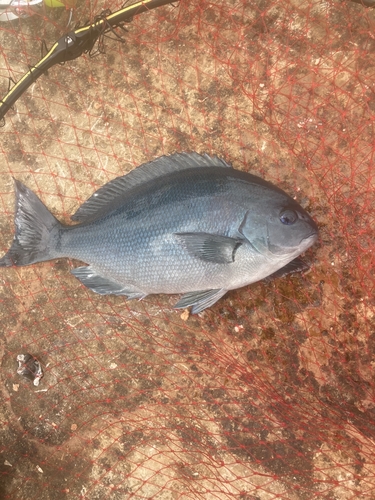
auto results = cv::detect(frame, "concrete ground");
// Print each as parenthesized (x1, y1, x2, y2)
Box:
(0, 0, 375, 498)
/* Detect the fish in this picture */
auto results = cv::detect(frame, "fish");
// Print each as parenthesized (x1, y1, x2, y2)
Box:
(0, 152, 318, 313)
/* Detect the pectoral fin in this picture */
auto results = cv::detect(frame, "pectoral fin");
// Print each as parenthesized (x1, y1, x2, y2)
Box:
(71, 266, 146, 299)
(176, 233, 242, 264)
(174, 288, 227, 314)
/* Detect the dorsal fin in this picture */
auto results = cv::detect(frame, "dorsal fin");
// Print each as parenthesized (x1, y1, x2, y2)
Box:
(71, 152, 231, 223)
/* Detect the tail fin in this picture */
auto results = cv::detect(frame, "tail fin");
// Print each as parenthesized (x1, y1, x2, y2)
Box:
(0, 179, 62, 267)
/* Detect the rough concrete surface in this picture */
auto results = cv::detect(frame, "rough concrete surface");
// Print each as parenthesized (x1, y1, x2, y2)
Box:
(0, 0, 375, 498)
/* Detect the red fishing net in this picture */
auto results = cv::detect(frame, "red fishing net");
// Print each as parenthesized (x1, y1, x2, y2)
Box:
(0, 0, 375, 498)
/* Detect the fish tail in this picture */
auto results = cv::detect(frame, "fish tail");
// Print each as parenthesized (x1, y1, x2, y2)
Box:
(0, 179, 62, 267)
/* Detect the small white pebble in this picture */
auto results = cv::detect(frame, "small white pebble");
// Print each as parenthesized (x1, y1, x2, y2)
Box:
(36, 465, 43, 473)
(4, 460, 12, 467)
(109, 363, 117, 369)
(180, 309, 190, 321)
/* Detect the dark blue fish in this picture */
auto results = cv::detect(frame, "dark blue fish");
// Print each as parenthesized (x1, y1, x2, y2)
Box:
(0, 153, 318, 313)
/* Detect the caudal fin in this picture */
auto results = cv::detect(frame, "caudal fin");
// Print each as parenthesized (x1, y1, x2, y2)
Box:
(0, 179, 62, 267)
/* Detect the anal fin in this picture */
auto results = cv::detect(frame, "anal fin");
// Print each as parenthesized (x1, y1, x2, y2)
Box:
(174, 288, 227, 314)
(71, 266, 146, 299)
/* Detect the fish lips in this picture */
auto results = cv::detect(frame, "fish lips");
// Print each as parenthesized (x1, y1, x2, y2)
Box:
(267, 226, 319, 257)
(301, 229, 319, 248)
(283, 213, 319, 251)
(299, 215, 319, 246)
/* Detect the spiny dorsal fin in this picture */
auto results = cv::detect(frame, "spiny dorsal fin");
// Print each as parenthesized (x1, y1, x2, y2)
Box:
(71, 152, 231, 223)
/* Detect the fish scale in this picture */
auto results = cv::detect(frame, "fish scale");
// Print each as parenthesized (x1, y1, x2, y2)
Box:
(0, 152, 318, 313)
(60, 172, 238, 290)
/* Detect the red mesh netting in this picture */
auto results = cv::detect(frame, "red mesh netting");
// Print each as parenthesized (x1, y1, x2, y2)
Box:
(1, 0, 375, 498)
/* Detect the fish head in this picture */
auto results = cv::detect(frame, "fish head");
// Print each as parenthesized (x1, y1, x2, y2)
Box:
(239, 196, 318, 260)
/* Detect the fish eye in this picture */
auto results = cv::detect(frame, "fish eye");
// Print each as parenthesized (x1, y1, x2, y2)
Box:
(279, 209, 298, 225)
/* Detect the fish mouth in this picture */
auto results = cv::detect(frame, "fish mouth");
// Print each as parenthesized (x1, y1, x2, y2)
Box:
(301, 231, 319, 245)
(295, 231, 319, 254)
(267, 230, 319, 258)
